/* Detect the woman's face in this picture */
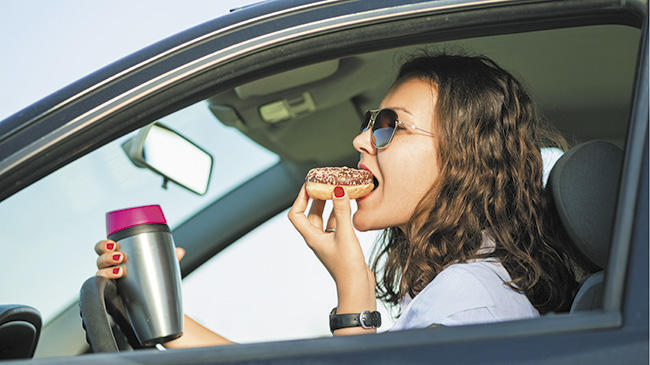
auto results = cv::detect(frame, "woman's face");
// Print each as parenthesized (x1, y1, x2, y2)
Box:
(353, 77, 441, 232)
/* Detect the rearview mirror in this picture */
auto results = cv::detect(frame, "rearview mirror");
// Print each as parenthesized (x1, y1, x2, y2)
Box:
(122, 123, 213, 195)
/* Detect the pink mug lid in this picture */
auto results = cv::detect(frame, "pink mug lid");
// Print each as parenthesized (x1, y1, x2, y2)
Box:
(106, 204, 167, 237)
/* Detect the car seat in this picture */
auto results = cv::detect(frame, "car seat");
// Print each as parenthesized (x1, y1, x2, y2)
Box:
(0, 304, 42, 359)
(546, 141, 623, 312)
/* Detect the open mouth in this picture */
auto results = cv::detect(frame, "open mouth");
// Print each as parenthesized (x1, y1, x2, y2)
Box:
(358, 164, 379, 192)
(358, 163, 379, 195)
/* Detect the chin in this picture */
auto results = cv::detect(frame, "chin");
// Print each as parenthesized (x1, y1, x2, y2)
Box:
(352, 211, 372, 232)
(353, 211, 385, 232)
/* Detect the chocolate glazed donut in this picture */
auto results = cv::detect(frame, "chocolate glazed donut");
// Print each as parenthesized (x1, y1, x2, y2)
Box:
(305, 167, 374, 200)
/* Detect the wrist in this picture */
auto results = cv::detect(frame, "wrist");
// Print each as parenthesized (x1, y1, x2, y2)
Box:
(336, 298, 376, 314)
(329, 307, 381, 335)
(336, 280, 375, 311)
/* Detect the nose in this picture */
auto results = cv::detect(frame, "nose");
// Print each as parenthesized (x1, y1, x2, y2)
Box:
(353, 129, 375, 156)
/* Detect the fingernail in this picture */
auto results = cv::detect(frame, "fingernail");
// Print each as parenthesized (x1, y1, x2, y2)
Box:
(334, 186, 345, 198)
(112, 267, 120, 275)
(106, 243, 115, 250)
(113, 254, 121, 262)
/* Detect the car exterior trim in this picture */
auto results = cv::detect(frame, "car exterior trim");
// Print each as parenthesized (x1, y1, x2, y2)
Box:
(0, 0, 522, 178)
(603, 23, 648, 311)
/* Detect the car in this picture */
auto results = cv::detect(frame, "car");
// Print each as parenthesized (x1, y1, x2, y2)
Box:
(0, 0, 647, 363)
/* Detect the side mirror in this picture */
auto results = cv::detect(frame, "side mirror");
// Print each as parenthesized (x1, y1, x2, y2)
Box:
(122, 123, 213, 195)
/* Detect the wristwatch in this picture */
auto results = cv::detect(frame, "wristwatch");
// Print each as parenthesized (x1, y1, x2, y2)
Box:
(329, 307, 381, 333)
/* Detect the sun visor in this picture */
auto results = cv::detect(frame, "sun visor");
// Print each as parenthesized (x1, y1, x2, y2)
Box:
(235, 60, 339, 99)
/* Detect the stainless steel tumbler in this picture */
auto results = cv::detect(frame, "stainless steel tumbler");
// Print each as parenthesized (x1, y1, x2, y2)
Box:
(106, 205, 183, 346)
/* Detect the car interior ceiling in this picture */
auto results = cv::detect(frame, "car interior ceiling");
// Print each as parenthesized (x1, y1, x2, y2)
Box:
(207, 24, 640, 168)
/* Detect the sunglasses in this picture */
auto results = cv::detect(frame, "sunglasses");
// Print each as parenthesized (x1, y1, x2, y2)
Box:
(361, 108, 435, 149)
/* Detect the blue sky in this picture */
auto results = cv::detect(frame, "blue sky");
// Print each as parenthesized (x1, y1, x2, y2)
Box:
(0, 0, 258, 121)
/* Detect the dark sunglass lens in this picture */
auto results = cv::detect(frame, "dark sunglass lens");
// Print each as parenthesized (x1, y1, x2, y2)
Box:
(372, 109, 398, 148)
(373, 127, 394, 148)
(374, 109, 397, 130)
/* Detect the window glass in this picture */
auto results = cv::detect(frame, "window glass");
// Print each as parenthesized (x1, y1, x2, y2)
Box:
(182, 204, 395, 343)
(0, 101, 278, 322)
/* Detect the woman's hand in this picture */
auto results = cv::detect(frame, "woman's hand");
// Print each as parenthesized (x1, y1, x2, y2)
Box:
(93, 240, 233, 346)
(288, 184, 376, 334)
(94, 239, 186, 278)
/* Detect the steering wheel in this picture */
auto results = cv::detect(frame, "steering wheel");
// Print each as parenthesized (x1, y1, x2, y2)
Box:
(79, 276, 141, 352)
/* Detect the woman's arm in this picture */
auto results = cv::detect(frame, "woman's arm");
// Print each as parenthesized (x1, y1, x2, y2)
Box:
(332, 266, 378, 336)
(288, 184, 378, 336)
(165, 315, 235, 348)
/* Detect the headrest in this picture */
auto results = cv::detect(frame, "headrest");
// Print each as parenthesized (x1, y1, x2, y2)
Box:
(0, 305, 41, 359)
(547, 141, 623, 269)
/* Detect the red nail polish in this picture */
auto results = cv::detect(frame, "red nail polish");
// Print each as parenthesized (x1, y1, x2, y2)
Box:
(106, 243, 114, 250)
(113, 268, 120, 275)
(334, 186, 345, 198)
(113, 254, 121, 261)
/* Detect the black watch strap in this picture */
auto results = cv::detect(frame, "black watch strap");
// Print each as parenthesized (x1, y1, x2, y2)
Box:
(329, 307, 381, 333)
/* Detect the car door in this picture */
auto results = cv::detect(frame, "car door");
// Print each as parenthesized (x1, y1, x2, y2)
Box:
(0, 0, 647, 363)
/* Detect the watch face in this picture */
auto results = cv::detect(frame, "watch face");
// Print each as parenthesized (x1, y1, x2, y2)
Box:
(360, 311, 381, 329)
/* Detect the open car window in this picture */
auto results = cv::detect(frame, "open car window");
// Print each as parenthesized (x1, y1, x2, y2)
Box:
(170, 22, 642, 343)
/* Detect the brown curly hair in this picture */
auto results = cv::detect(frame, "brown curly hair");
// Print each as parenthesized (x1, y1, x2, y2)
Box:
(371, 54, 578, 314)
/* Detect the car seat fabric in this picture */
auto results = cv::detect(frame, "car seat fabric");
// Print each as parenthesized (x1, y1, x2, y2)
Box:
(546, 141, 623, 312)
(570, 271, 605, 312)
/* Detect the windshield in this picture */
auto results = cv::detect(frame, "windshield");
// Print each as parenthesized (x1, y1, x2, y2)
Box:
(0, 101, 278, 322)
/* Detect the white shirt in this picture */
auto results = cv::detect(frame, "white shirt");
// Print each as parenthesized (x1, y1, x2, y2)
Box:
(389, 260, 539, 330)
(541, 147, 564, 187)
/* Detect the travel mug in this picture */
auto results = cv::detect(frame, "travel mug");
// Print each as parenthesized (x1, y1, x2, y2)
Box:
(106, 205, 183, 346)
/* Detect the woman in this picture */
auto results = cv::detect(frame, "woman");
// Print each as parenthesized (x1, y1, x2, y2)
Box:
(95, 53, 578, 343)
